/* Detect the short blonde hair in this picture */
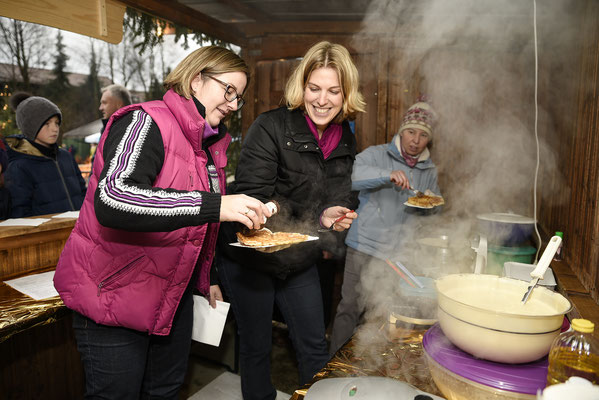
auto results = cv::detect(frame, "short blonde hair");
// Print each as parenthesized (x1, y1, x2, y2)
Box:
(284, 41, 366, 123)
(164, 46, 250, 98)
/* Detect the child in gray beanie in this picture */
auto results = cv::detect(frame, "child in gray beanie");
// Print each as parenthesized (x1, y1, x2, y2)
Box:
(4, 92, 86, 217)
(11, 92, 62, 141)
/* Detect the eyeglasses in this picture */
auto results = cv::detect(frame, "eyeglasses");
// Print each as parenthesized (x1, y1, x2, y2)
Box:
(207, 75, 245, 109)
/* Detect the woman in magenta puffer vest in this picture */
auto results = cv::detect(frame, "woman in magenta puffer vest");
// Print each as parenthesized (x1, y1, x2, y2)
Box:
(54, 46, 272, 400)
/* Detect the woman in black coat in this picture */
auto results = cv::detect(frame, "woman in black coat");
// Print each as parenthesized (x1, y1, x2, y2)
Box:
(218, 41, 366, 400)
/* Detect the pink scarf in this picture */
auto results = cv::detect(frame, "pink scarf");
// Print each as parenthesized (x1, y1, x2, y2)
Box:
(304, 115, 343, 159)
(400, 145, 419, 168)
(203, 121, 219, 140)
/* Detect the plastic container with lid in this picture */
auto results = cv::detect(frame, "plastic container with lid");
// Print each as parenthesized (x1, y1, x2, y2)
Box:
(503, 261, 557, 291)
(476, 212, 535, 246)
(390, 276, 437, 330)
(546, 318, 599, 386)
(486, 245, 537, 276)
(423, 324, 547, 399)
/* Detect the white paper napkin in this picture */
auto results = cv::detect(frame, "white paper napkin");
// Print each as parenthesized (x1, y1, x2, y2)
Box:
(192, 295, 230, 347)
(52, 211, 80, 219)
(4, 270, 59, 300)
(0, 218, 50, 227)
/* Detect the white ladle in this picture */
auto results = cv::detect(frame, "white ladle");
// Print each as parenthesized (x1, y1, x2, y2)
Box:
(521, 235, 562, 304)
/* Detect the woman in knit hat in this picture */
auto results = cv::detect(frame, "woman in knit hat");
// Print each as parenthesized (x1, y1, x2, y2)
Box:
(329, 97, 442, 355)
(4, 92, 87, 218)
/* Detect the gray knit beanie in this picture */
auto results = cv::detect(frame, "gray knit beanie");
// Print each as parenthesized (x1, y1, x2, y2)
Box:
(10, 92, 62, 141)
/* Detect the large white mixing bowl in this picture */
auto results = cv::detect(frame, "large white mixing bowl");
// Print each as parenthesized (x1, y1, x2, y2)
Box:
(435, 274, 571, 364)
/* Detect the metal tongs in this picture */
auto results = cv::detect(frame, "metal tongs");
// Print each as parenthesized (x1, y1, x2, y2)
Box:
(521, 235, 562, 304)
(409, 185, 424, 197)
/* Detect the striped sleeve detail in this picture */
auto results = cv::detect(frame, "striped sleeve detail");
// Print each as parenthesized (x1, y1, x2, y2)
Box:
(97, 110, 204, 217)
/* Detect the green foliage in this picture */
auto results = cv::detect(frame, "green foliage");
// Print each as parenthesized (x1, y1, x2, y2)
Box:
(224, 110, 243, 177)
(124, 8, 232, 55)
(48, 31, 70, 92)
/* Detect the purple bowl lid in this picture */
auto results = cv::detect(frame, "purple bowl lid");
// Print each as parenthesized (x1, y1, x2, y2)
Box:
(423, 324, 547, 395)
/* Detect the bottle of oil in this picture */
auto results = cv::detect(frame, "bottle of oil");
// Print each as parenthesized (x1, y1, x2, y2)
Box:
(546, 318, 599, 386)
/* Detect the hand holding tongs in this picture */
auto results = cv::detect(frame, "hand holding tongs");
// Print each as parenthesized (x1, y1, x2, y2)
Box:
(521, 235, 562, 304)
(318, 210, 354, 232)
(409, 185, 424, 197)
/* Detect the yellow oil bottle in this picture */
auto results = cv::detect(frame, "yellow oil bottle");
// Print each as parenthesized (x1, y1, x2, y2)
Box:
(547, 319, 599, 386)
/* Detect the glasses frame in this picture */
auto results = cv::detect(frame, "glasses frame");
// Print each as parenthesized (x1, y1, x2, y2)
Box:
(207, 75, 245, 109)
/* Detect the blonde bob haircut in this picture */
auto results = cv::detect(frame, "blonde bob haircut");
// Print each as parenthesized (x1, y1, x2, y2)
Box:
(164, 46, 250, 99)
(284, 41, 366, 123)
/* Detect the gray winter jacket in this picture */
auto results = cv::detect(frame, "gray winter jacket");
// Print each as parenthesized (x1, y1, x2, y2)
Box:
(345, 134, 440, 259)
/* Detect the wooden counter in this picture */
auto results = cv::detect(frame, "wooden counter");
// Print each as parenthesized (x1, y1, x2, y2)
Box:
(0, 214, 77, 281)
(551, 259, 599, 340)
(0, 214, 84, 399)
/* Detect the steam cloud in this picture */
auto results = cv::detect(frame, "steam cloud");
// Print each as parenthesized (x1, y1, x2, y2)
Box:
(346, 0, 580, 366)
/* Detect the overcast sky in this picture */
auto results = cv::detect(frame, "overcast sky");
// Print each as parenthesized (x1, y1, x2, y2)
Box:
(60, 29, 190, 90)
(1, 16, 241, 91)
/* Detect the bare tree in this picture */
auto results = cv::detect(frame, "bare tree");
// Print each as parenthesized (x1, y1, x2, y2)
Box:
(105, 42, 116, 83)
(0, 17, 51, 89)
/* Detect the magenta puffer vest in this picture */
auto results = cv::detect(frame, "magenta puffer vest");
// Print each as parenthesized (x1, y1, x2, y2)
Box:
(54, 90, 230, 335)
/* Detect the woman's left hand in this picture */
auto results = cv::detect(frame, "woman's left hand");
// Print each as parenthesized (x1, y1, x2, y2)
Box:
(209, 285, 223, 308)
(321, 206, 357, 231)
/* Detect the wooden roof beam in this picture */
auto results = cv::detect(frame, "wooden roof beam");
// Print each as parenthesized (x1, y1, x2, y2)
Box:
(216, 0, 271, 23)
(238, 20, 363, 37)
(118, 0, 248, 47)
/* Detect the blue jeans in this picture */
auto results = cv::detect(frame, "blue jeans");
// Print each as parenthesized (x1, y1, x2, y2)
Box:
(218, 254, 329, 400)
(72, 285, 194, 399)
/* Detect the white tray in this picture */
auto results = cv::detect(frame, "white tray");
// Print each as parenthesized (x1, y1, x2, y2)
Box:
(229, 235, 319, 249)
(503, 261, 557, 290)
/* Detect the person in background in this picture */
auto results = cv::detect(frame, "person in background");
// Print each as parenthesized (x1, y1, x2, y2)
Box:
(329, 98, 441, 355)
(4, 93, 87, 218)
(93, 84, 132, 166)
(99, 84, 132, 130)
(0, 139, 11, 220)
(217, 41, 365, 400)
(54, 46, 272, 399)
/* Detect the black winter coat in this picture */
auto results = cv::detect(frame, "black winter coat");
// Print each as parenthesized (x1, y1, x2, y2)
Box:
(5, 136, 86, 218)
(219, 107, 358, 278)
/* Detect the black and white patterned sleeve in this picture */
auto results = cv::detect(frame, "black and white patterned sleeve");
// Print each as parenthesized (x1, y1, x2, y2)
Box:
(94, 110, 221, 232)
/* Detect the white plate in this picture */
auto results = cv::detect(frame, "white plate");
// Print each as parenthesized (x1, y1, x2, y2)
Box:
(229, 235, 319, 249)
(404, 201, 435, 209)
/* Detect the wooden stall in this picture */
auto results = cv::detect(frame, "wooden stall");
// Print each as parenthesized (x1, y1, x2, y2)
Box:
(0, 3, 597, 398)
(0, 215, 84, 399)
